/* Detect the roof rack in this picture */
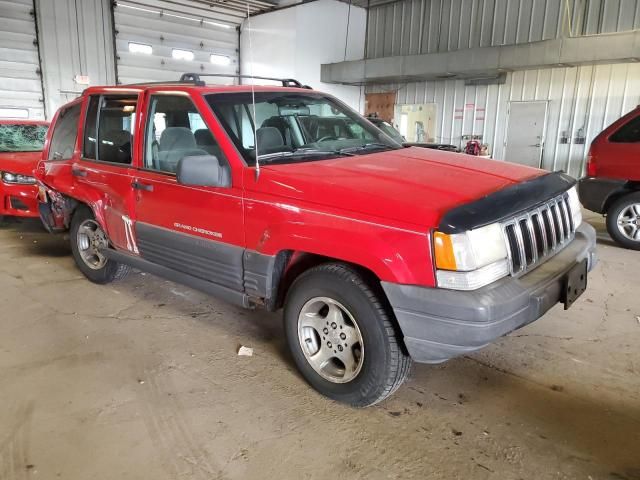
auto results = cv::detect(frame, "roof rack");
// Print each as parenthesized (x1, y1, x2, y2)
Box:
(179, 73, 312, 89)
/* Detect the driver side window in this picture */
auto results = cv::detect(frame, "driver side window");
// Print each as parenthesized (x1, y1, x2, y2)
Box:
(144, 95, 227, 174)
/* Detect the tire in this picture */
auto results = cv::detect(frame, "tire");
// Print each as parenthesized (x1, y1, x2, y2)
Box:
(283, 263, 411, 407)
(606, 192, 640, 250)
(70, 207, 131, 284)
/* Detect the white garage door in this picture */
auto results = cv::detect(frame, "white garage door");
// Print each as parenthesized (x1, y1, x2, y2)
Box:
(0, 0, 45, 119)
(113, 0, 244, 85)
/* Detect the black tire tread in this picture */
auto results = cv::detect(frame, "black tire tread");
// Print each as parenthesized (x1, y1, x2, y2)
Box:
(294, 262, 412, 407)
(70, 206, 132, 284)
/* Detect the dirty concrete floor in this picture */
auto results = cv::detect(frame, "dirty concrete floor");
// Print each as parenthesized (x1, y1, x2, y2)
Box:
(0, 212, 638, 480)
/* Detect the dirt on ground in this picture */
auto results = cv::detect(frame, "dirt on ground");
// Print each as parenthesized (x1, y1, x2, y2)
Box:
(0, 212, 638, 480)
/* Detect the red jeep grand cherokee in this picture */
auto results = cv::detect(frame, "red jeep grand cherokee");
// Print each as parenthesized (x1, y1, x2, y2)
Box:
(578, 105, 640, 249)
(36, 74, 596, 406)
(0, 119, 49, 221)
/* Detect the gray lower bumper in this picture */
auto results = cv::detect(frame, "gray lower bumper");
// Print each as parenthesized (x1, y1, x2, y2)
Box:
(382, 223, 597, 364)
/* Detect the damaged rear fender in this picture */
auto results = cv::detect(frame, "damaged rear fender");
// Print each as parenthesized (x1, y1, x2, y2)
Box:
(40, 188, 106, 233)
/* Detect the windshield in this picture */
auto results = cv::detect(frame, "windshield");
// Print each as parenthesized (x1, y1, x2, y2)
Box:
(206, 92, 402, 165)
(373, 120, 405, 143)
(0, 124, 48, 153)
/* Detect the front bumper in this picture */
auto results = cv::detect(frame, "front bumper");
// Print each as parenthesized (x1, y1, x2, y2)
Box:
(382, 223, 597, 363)
(0, 182, 39, 218)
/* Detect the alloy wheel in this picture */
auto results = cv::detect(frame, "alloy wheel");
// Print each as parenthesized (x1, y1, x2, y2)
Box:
(77, 219, 109, 270)
(297, 296, 364, 384)
(616, 203, 640, 242)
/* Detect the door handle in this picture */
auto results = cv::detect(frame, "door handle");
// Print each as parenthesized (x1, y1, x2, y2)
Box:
(529, 144, 541, 148)
(132, 181, 153, 192)
(72, 168, 87, 177)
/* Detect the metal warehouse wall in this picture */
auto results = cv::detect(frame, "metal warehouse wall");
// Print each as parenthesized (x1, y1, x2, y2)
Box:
(367, 62, 640, 178)
(0, 0, 45, 119)
(35, 0, 115, 118)
(113, 0, 239, 84)
(366, 0, 640, 58)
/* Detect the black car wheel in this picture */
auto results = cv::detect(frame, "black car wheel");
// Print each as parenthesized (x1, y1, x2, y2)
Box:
(606, 193, 640, 250)
(70, 207, 131, 283)
(283, 263, 411, 407)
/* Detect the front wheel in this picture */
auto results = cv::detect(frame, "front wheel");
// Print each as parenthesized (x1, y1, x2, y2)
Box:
(606, 193, 640, 250)
(283, 263, 411, 407)
(70, 207, 131, 284)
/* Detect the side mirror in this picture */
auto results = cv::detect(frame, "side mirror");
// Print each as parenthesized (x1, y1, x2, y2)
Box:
(176, 155, 231, 188)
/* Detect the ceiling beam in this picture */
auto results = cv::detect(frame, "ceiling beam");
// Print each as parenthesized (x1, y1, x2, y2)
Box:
(321, 30, 640, 85)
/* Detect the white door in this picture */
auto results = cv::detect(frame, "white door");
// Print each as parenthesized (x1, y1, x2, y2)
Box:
(504, 101, 547, 168)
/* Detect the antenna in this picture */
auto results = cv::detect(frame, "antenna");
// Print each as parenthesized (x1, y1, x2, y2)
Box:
(246, 4, 260, 180)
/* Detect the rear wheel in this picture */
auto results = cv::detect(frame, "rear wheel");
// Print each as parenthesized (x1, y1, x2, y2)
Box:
(70, 207, 131, 283)
(283, 263, 411, 407)
(606, 193, 640, 250)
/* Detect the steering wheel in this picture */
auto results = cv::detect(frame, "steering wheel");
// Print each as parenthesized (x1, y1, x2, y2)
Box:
(316, 135, 339, 142)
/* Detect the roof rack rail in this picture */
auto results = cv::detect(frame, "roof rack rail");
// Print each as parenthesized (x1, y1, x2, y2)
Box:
(179, 73, 312, 89)
(122, 81, 196, 87)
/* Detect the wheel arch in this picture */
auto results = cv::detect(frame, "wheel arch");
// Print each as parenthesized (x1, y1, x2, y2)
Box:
(266, 250, 394, 316)
(602, 182, 640, 215)
(45, 190, 105, 232)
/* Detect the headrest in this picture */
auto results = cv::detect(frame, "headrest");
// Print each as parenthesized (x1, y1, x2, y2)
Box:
(256, 126, 284, 151)
(160, 127, 196, 151)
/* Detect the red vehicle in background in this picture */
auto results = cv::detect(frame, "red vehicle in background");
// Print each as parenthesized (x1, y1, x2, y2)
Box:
(578, 106, 640, 249)
(35, 74, 596, 406)
(0, 119, 49, 222)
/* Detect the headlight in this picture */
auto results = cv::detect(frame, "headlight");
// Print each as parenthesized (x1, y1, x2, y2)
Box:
(2, 172, 37, 185)
(433, 222, 509, 290)
(567, 186, 582, 228)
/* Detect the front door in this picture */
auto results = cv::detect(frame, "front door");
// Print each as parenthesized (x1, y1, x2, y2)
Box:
(504, 101, 548, 168)
(132, 92, 245, 292)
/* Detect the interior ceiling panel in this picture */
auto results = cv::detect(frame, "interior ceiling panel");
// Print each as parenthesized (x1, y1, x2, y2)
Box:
(114, 0, 282, 84)
(0, 0, 45, 119)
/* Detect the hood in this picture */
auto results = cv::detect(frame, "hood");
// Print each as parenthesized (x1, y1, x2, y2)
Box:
(255, 147, 544, 229)
(0, 151, 42, 176)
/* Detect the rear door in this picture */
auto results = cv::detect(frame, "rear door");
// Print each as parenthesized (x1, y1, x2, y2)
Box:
(132, 92, 245, 292)
(74, 94, 139, 251)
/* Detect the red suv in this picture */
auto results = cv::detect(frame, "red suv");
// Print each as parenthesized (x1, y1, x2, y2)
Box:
(36, 74, 596, 406)
(579, 106, 640, 249)
(0, 119, 49, 221)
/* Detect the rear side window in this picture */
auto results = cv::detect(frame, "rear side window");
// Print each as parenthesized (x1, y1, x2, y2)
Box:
(610, 115, 640, 143)
(47, 103, 81, 160)
(83, 95, 137, 164)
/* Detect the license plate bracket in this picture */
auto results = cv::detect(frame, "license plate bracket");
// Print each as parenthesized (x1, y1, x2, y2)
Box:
(563, 259, 588, 310)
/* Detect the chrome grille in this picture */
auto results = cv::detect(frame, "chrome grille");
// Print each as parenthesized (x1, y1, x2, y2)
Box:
(502, 192, 575, 276)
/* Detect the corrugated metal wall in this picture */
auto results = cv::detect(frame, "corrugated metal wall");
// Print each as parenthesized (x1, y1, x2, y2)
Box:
(0, 0, 45, 119)
(367, 62, 640, 177)
(366, 0, 640, 58)
(113, 0, 239, 84)
(36, 0, 115, 118)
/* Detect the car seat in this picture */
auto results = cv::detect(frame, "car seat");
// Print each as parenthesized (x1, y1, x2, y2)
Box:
(159, 127, 207, 173)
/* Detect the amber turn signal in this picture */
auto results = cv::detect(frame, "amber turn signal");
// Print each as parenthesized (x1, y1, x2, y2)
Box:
(433, 231, 457, 270)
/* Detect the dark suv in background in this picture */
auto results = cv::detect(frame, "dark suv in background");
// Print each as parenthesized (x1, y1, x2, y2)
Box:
(579, 106, 640, 249)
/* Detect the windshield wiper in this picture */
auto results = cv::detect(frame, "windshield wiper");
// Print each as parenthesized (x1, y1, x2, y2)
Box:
(339, 143, 396, 154)
(258, 148, 355, 161)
